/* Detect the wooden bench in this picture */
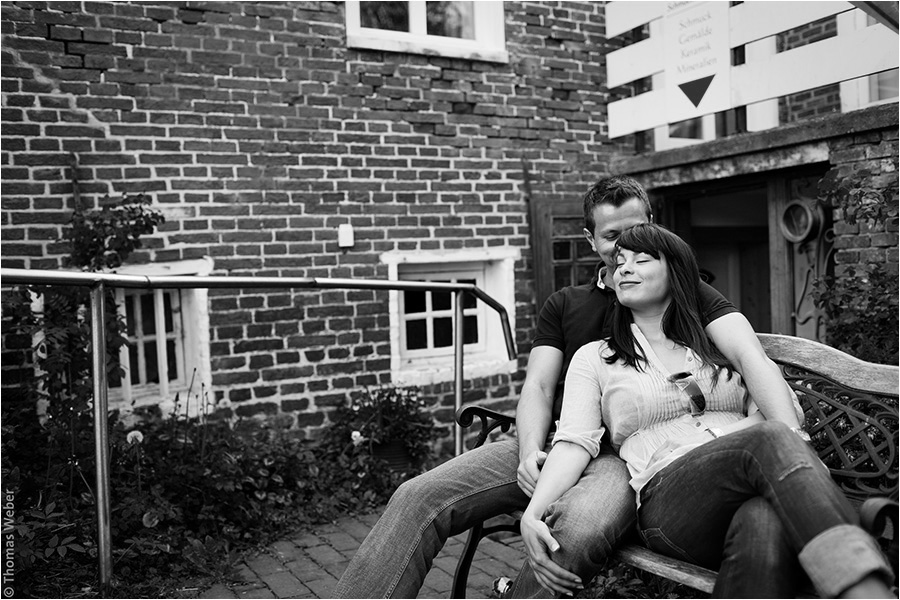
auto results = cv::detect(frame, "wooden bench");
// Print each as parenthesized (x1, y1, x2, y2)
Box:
(452, 333, 899, 597)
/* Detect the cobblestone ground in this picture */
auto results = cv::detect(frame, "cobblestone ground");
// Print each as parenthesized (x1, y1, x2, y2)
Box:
(184, 510, 527, 599)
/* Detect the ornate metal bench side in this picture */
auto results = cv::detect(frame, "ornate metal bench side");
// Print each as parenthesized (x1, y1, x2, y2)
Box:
(451, 334, 899, 598)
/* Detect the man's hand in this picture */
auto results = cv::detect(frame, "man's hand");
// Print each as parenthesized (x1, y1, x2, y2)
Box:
(517, 450, 547, 497)
(520, 513, 584, 595)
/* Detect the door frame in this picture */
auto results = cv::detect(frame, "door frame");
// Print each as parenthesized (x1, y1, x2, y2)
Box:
(649, 166, 827, 335)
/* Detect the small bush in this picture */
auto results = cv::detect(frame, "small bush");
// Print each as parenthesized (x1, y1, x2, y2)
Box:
(2, 402, 432, 597)
(812, 263, 899, 365)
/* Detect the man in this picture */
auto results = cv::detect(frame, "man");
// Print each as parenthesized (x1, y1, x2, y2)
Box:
(334, 176, 803, 599)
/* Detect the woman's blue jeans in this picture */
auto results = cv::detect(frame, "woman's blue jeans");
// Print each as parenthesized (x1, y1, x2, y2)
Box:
(638, 421, 891, 598)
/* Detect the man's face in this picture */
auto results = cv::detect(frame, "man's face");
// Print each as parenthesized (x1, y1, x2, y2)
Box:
(583, 198, 650, 270)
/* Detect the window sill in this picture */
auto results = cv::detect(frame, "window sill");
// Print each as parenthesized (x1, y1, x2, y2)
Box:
(395, 354, 517, 387)
(347, 33, 509, 63)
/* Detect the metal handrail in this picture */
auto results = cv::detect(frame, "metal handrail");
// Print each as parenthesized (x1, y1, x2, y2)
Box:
(0, 267, 518, 592)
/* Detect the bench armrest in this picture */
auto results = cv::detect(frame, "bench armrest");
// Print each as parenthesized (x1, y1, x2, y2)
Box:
(455, 403, 516, 449)
(860, 497, 898, 582)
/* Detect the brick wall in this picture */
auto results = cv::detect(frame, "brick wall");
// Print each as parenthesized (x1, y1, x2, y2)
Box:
(0, 1, 631, 444)
(827, 128, 899, 277)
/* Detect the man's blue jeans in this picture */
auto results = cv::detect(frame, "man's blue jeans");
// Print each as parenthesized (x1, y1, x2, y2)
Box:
(332, 437, 636, 598)
(638, 421, 891, 598)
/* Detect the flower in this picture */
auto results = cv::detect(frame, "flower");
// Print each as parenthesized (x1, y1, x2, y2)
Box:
(350, 431, 366, 446)
(142, 511, 159, 528)
(127, 430, 144, 445)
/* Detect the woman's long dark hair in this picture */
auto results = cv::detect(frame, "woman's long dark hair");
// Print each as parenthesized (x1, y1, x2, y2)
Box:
(605, 223, 733, 379)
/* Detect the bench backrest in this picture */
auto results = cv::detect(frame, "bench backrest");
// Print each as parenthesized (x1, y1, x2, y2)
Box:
(758, 334, 899, 504)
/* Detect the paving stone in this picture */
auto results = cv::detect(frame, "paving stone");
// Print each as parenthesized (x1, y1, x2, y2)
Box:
(467, 569, 496, 599)
(206, 504, 531, 599)
(321, 530, 359, 551)
(285, 559, 330, 581)
(303, 574, 339, 599)
(422, 565, 453, 590)
(234, 563, 258, 582)
(290, 532, 325, 548)
(261, 570, 310, 598)
(312, 521, 342, 535)
(245, 552, 287, 577)
(236, 585, 277, 599)
(335, 517, 375, 541)
(320, 556, 348, 580)
(305, 543, 346, 568)
(269, 540, 299, 562)
(359, 511, 381, 526)
(479, 538, 526, 569)
(418, 584, 443, 599)
(198, 583, 238, 599)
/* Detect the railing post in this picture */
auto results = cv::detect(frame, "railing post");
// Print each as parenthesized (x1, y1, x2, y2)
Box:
(454, 290, 464, 456)
(90, 284, 113, 592)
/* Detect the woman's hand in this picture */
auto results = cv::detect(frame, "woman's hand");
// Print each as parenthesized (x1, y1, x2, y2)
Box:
(520, 512, 584, 595)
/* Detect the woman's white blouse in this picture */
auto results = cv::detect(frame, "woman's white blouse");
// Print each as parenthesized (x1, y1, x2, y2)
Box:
(552, 325, 757, 497)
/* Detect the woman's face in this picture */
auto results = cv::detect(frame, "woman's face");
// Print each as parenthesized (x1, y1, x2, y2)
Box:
(613, 248, 671, 311)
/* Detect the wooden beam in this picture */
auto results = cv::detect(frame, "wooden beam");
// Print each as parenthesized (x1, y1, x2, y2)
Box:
(850, 0, 900, 31)
(610, 103, 898, 176)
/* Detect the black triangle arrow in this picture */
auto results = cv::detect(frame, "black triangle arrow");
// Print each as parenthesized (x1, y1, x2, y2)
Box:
(678, 74, 715, 108)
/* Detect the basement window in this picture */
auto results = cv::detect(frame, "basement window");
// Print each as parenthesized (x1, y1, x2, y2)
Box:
(382, 248, 518, 386)
(108, 258, 213, 417)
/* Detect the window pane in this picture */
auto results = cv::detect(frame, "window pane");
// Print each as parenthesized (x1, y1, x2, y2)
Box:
(164, 292, 174, 332)
(144, 341, 159, 384)
(167, 339, 178, 381)
(129, 345, 139, 385)
(463, 315, 478, 344)
(871, 68, 899, 101)
(669, 116, 703, 139)
(109, 366, 122, 388)
(360, 1, 409, 32)
(426, 1, 475, 39)
(575, 263, 595, 285)
(553, 241, 571, 260)
(554, 265, 571, 291)
(460, 279, 476, 309)
(140, 294, 155, 335)
(576, 239, 595, 259)
(553, 217, 583, 236)
(126, 296, 135, 336)
(433, 317, 453, 347)
(432, 288, 452, 311)
(404, 289, 426, 314)
(406, 319, 427, 350)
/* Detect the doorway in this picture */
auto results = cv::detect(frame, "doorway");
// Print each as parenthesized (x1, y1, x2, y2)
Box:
(661, 187, 771, 332)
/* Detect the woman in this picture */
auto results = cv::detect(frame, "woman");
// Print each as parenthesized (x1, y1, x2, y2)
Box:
(520, 223, 892, 598)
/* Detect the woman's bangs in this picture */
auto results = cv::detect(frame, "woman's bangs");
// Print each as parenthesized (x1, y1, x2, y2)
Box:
(616, 226, 662, 258)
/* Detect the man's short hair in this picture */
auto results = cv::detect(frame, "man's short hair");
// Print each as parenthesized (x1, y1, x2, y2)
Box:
(583, 175, 653, 234)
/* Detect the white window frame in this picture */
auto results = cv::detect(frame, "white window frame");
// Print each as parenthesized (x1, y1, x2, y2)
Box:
(838, 10, 899, 111)
(399, 263, 486, 358)
(110, 257, 213, 419)
(345, 0, 509, 63)
(382, 247, 518, 386)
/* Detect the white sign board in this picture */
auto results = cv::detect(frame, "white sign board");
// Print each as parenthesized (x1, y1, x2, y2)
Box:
(664, 1, 731, 122)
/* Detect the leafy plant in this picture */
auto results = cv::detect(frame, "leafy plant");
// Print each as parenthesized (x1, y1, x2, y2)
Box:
(816, 168, 897, 226)
(65, 192, 165, 271)
(813, 168, 899, 365)
(811, 264, 898, 365)
(326, 384, 436, 467)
